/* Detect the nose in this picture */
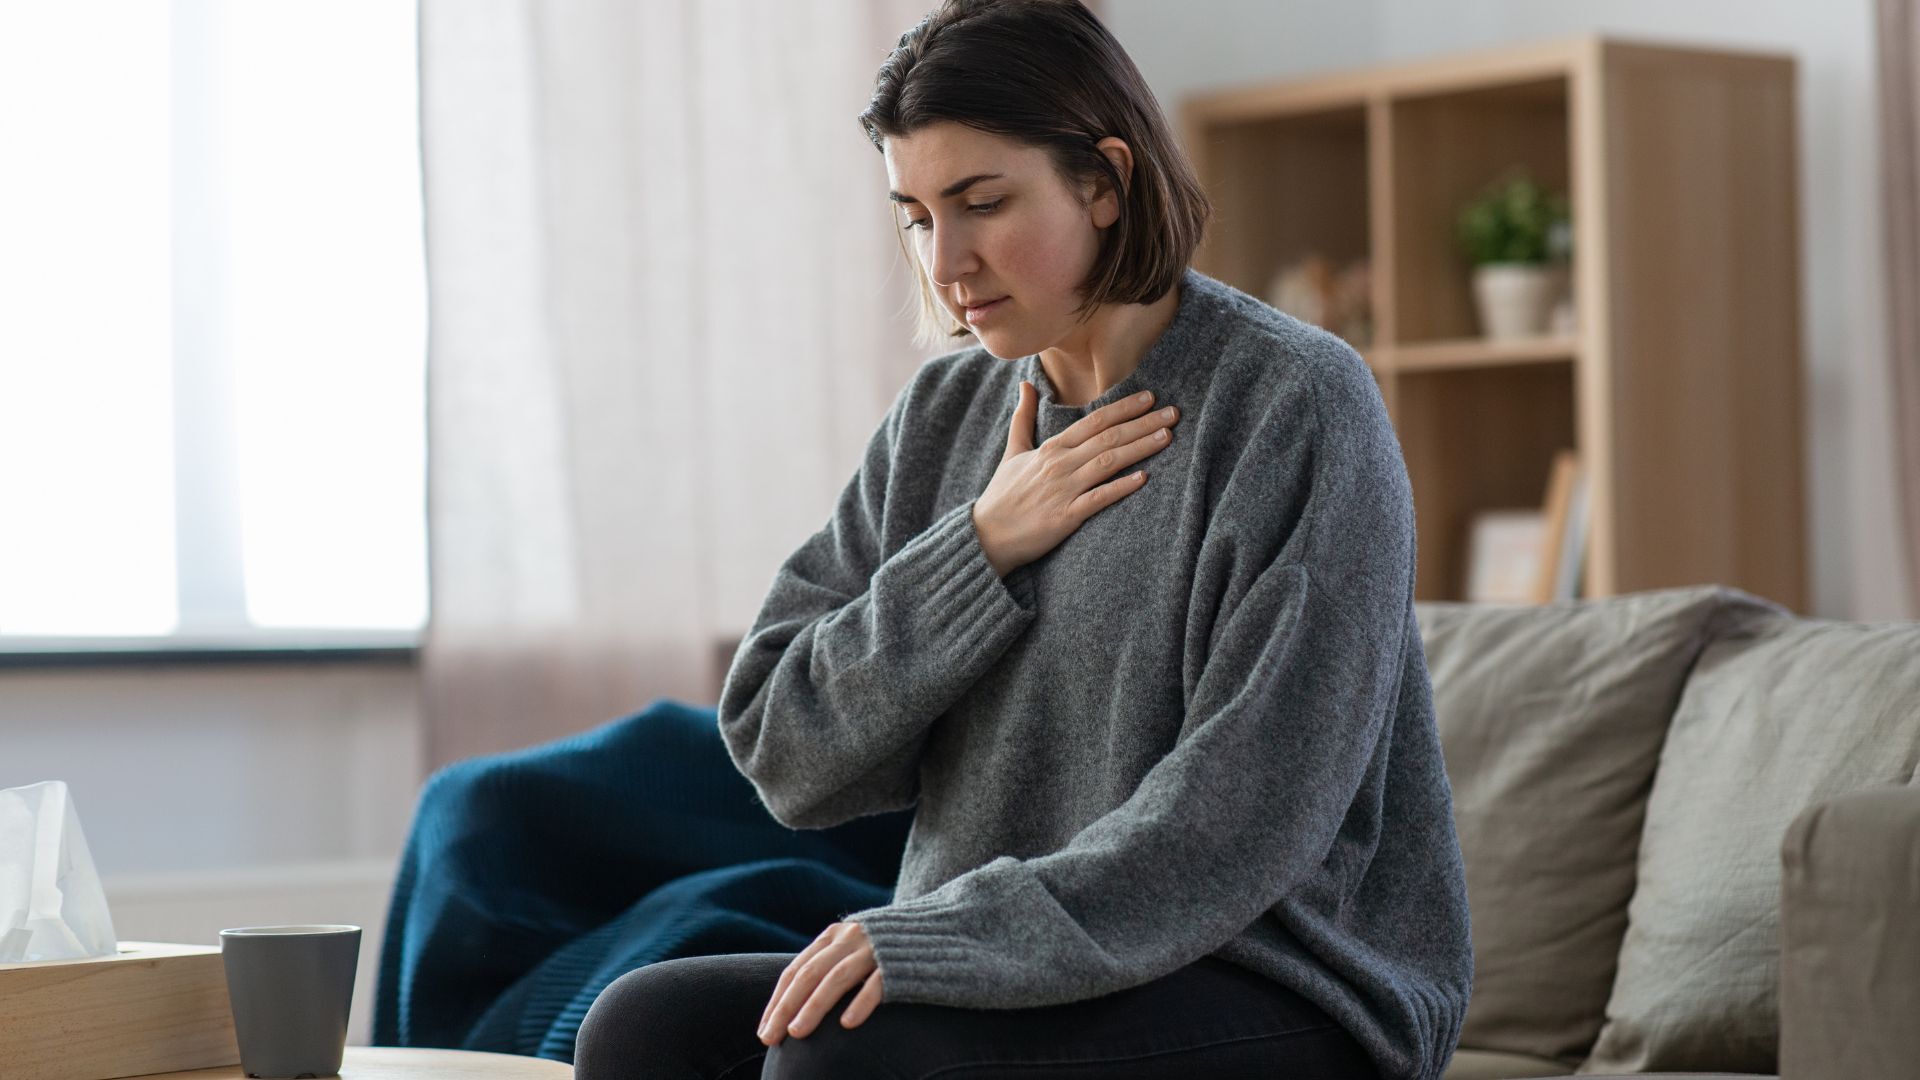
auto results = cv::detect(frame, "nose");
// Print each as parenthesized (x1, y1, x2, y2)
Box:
(924, 220, 979, 293)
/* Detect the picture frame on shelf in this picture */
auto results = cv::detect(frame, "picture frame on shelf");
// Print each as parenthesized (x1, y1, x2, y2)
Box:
(1463, 510, 1547, 604)
(1462, 448, 1587, 605)
(1536, 449, 1588, 601)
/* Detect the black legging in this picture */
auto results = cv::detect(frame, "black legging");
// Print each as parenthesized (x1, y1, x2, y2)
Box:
(573, 949, 1382, 1079)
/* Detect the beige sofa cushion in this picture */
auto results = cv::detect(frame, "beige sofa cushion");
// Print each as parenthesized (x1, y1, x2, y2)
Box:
(1443, 1047, 1577, 1079)
(1779, 785, 1920, 1080)
(1416, 585, 1786, 1068)
(1581, 610, 1920, 1074)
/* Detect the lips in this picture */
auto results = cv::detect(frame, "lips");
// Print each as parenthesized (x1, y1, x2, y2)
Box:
(962, 296, 1007, 320)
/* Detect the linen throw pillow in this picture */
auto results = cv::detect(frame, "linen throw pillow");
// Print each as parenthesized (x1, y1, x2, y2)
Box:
(1415, 584, 1787, 1068)
(1579, 610, 1920, 1074)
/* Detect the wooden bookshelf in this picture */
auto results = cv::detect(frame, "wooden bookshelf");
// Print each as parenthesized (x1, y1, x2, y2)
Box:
(1181, 34, 1808, 611)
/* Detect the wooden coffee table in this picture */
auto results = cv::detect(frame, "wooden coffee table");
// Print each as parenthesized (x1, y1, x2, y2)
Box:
(133, 1046, 571, 1079)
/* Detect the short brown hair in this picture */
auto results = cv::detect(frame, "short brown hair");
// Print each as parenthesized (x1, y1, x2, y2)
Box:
(859, 0, 1212, 352)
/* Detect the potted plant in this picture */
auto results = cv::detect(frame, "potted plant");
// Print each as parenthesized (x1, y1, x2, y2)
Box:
(1455, 169, 1572, 339)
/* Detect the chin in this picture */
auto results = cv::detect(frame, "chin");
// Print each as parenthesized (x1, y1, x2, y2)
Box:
(972, 329, 1031, 360)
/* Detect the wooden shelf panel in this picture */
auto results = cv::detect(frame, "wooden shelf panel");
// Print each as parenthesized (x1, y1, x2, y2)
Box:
(1182, 36, 1590, 121)
(1365, 335, 1578, 373)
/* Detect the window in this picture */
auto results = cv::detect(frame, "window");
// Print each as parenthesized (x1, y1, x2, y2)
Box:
(0, 0, 427, 657)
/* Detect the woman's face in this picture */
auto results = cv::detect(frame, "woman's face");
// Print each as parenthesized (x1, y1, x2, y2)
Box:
(884, 122, 1123, 359)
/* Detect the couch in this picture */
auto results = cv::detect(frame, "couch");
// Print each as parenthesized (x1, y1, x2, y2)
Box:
(379, 583, 1917, 1077)
(1416, 584, 1920, 1080)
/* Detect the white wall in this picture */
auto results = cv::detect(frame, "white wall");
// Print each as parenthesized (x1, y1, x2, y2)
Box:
(1105, 0, 1910, 621)
(0, 661, 422, 874)
(0, 661, 423, 1043)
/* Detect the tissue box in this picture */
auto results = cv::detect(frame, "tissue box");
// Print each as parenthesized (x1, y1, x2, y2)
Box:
(0, 941, 240, 1080)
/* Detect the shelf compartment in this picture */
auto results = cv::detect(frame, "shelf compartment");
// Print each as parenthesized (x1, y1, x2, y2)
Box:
(1389, 362, 1577, 601)
(1387, 75, 1571, 345)
(1189, 103, 1372, 350)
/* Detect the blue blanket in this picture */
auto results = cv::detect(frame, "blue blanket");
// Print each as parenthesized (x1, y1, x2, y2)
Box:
(371, 697, 915, 1062)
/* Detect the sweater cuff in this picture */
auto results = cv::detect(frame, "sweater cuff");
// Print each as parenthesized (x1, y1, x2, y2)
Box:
(875, 497, 1036, 649)
(842, 888, 981, 1005)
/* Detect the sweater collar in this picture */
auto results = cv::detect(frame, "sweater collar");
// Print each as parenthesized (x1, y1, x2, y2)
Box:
(1021, 266, 1219, 437)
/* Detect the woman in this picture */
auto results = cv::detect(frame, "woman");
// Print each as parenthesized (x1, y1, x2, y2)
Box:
(574, 1, 1472, 1077)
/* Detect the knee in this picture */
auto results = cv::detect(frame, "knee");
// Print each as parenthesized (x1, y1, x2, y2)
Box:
(574, 963, 682, 1080)
(762, 1010, 902, 1080)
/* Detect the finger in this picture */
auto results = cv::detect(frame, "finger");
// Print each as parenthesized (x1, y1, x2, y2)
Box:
(841, 968, 885, 1029)
(763, 964, 811, 1047)
(761, 932, 830, 1038)
(1101, 403, 1178, 450)
(1067, 419, 1172, 490)
(789, 952, 871, 1038)
(787, 945, 864, 1030)
(759, 963, 796, 1034)
(759, 952, 807, 1036)
(1062, 402, 1176, 479)
(1066, 468, 1147, 522)
(767, 943, 840, 1042)
(1004, 381, 1034, 459)
(1057, 389, 1158, 452)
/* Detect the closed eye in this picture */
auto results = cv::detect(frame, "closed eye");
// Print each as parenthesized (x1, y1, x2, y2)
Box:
(903, 199, 1003, 232)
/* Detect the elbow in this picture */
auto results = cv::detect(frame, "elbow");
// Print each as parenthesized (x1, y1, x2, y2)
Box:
(715, 701, 825, 828)
(718, 736, 812, 829)
(755, 785, 836, 831)
(752, 774, 914, 831)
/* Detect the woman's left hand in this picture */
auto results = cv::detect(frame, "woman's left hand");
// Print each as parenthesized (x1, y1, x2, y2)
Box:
(758, 921, 885, 1045)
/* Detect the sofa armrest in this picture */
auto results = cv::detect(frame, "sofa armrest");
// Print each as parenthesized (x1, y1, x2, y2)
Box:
(1779, 783, 1920, 1080)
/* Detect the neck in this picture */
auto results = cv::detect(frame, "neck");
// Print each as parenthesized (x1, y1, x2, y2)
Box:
(1037, 283, 1181, 406)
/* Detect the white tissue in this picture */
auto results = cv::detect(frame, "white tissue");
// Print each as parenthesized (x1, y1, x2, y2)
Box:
(0, 780, 118, 963)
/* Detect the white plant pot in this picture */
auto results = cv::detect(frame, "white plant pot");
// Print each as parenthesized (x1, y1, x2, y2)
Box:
(1471, 262, 1556, 339)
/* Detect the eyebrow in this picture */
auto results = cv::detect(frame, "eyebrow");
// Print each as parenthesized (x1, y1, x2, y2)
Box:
(888, 173, 1006, 205)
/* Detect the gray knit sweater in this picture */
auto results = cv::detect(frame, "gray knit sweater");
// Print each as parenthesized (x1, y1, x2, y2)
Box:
(718, 266, 1472, 1080)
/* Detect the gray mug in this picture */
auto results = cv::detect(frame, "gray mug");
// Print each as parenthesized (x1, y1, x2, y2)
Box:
(219, 924, 361, 1079)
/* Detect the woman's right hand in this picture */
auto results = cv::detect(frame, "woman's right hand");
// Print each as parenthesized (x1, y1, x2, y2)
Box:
(972, 381, 1180, 578)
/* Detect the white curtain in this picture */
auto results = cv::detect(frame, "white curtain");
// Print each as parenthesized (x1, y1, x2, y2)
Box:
(1881, 0, 1920, 617)
(415, 0, 943, 769)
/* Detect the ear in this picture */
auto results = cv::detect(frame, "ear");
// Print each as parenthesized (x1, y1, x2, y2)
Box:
(1088, 136, 1133, 230)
